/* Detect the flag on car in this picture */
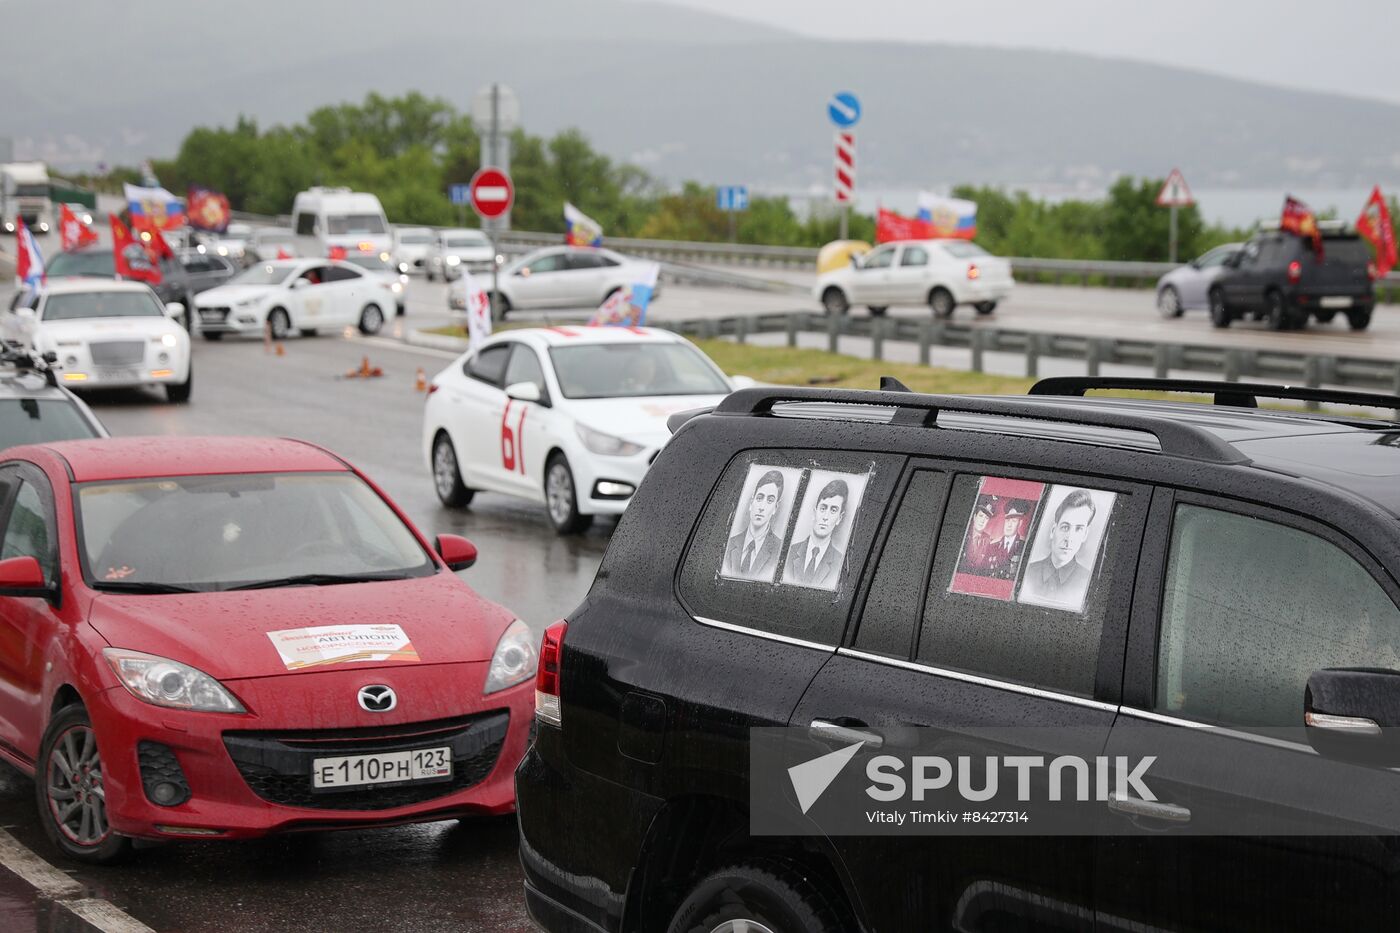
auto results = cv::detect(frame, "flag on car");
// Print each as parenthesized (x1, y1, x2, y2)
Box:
(141, 223, 176, 263)
(187, 186, 232, 233)
(276, 247, 293, 260)
(564, 202, 603, 247)
(328, 245, 348, 260)
(454, 268, 493, 346)
(1356, 186, 1397, 278)
(875, 207, 934, 244)
(59, 203, 100, 251)
(124, 182, 187, 231)
(589, 262, 660, 327)
(1281, 195, 1324, 259)
(917, 193, 978, 239)
(110, 214, 163, 284)
(14, 217, 45, 289)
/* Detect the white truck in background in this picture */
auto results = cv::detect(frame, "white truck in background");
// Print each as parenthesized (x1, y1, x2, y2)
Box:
(2, 162, 53, 234)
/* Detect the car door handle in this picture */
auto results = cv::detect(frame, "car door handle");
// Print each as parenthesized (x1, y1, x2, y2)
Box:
(809, 719, 884, 750)
(1107, 792, 1191, 823)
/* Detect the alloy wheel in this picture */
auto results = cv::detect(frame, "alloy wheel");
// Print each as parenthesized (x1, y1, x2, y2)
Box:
(46, 725, 109, 848)
(547, 462, 574, 527)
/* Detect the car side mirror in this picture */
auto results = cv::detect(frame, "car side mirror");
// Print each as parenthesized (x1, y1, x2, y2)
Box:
(15, 307, 36, 322)
(505, 381, 545, 405)
(0, 556, 51, 598)
(165, 301, 185, 320)
(435, 534, 477, 571)
(1304, 668, 1400, 766)
(849, 254, 861, 268)
(516, 268, 530, 278)
(290, 278, 308, 290)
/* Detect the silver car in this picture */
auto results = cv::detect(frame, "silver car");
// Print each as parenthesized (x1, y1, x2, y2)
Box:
(1156, 243, 1243, 317)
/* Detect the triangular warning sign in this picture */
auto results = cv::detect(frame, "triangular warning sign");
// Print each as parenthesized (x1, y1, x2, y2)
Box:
(1156, 169, 1195, 207)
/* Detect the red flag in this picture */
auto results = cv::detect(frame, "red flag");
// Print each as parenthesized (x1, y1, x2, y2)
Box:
(1281, 195, 1323, 259)
(187, 186, 231, 233)
(59, 204, 99, 251)
(875, 207, 934, 244)
(142, 223, 176, 263)
(328, 245, 347, 260)
(15, 217, 46, 288)
(276, 247, 293, 260)
(1356, 186, 1397, 278)
(110, 214, 163, 284)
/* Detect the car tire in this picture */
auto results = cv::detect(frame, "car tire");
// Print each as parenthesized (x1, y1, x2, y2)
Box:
(975, 301, 998, 316)
(1265, 289, 1303, 331)
(1347, 307, 1373, 331)
(37, 704, 132, 865)
(866, 306, 888, 317)
(427, 270, 436, 282)
(545, 453, 592, 535)
(267, 307, 292, 341)
(667, 862, 847, 933)
(1157, 286, 1184, 318)
(821, 287, 849, 316)
(490, 292, 511, 320)
(165, 366, 192, 404)
(929, 287, 955, 319)
(201, 331, 224, 341)
(1208, 288, 1231, 328)
(432, 432, 474, 508)
(358, 303, 385, 336)
(396, 302, 406, 317)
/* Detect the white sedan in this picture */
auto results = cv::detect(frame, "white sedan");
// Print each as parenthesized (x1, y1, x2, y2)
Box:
(1, 280, 192, 403)
(424, 327, 736, 534)
(490, 247, 657, 316)
(814, 238, 1014, 318)
(193, 259, 397, 340)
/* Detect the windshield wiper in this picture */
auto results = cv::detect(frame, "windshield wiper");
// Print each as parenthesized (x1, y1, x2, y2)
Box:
(224, 572, 410, 592)
(94, 580, 203, 594)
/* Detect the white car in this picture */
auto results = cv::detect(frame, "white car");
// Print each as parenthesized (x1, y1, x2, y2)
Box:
(245, 227, 299, 262)
(491, 246, 656, 316)
(426, 228, 496, 282)
(1, 280, 192, 403)
(192, 259, 397, 341)
(423, 326, 736, 534)
(814, 238, 1014, 318)
(341, 251, 409, 315)
(394, 226, 436, 274)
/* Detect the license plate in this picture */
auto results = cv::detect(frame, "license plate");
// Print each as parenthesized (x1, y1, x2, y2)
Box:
(1320, 297, 1352, 308)
(199, 309, 228, 321)
(311, 746, 452, 791)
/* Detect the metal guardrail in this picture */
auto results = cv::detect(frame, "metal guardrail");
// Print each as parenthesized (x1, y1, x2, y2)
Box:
(664, 311, 1400, 404)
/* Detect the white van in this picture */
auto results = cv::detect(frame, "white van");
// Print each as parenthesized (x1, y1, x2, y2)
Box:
(289, 187, 392, 259)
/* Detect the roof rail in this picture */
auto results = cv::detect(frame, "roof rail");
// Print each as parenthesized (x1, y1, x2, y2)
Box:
(714, 386, 1247, 464)
(1030, 377, 1400, 416)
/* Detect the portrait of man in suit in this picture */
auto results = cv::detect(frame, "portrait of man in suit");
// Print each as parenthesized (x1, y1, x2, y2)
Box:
(722, 468, 789, 581)
(1018, 486, 1116, 612)
(784, 478, 849, 589)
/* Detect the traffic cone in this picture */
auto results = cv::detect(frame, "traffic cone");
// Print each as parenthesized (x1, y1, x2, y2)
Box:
(275, 342, 285, 357)
(415, 367, 426, 392)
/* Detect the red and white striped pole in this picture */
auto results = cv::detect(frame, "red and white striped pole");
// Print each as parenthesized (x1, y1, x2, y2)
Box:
(834, 131, 855, 239)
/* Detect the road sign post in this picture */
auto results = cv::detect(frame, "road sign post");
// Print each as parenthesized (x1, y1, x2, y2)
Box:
(449, 183, 471, 228)
(827, 92, 861, 241)
(716, 186, 749, 243)
(470, 168, 514, 320)
(1156, 169, 1195, 263)
(472, 83, 520, 235)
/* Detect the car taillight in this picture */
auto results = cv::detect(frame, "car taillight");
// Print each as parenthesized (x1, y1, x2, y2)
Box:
(535, 620, 567, 726)
(1367, 262, 1379, 281)
(1287, 260, 1302, 284)
(967, 263, 981, 280)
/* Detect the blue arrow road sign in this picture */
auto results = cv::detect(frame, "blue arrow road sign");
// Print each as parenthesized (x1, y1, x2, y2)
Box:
(716, 186, 749, 212)
(827, 92, 861, 128)
(449, 183, 471, 205)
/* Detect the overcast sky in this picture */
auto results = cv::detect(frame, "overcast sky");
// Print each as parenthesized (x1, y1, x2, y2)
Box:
(663, 0, 1400, 105)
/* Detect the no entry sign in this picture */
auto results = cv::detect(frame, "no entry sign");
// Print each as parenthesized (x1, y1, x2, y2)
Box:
(469, 167, 514, 219)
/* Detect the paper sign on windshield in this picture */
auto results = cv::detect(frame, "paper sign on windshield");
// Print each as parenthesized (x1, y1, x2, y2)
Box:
(267, 624, 421, 671)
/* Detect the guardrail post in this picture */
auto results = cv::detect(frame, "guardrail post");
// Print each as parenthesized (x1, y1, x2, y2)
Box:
(827, 313, 840, 354)
(971, 330, 985, 373)
(1025, 334, 1039, 378)
(1304, 356, 1322, 411)
(700, 318, 717, 340)
(1154, 344, 1170, 378)
(786, 313, 800, 348)
(1224, 350, 1241, 382)
(872, 318, 885, 361)
(918, 320, 932, 366)
(1393, 363, 1400, 421)
(1086, 339, 1101, 377)
(1320, 355, 1337, 387)
(735, 316, 748, 344)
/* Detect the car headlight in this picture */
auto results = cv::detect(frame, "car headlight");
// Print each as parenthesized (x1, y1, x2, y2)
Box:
(235, 296, 261, 308)
(217, 246, 229, 256)
(484, 619, 537, 694)
(445, 255, 461, 266)
(159, 333, 179, 348)
(575, 423, 644, 457)
(104, 648, 246, 713)
(391, 282, 403, 294)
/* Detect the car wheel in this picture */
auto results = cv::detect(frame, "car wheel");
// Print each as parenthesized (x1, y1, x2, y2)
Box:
(201, 331, 224, 341)
(267, 307, 292, 341)
(358, 303, 384, 336)
(490, 292, 511, 320)
(929, 287, 955, 319)
(975, 301, 998, 316)
(1347, 307, 1373, 331)
(866, 306, 888, 317)
(667, 862, 847, 933)
(432, 432, 474, 508)
(545, 453, 592, 535)
(1208, 288, 1232, 328)
(165, 366, 192, 404)
(1157, 286, 1183, 318)
(427, 270, 436, 282)
(37, 705, 132, 865)
(820, 287, 849, 316)
(397, 302, 406, 317)
(1313, 309, 1337, 324)
(1265, 289, 1301, 331)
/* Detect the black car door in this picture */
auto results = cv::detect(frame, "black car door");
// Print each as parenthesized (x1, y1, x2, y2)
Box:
(1096, 490, 1400, 932)
(790, 463, 1149, 933)
(1222, 240, 1263, 309)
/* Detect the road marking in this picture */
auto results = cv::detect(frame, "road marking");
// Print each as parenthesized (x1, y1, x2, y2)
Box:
(348, 334, 462, 360)
(0, 828, 156, 933)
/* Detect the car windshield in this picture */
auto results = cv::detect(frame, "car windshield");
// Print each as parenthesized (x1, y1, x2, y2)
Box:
(77, 472, 434, 592)
(43, 291, 162, 321)
(549, 343, 730, 399)
(15, 184, 47, 197)
(398, 232, 432, 245)
(940, 241, 989, 258)
(229, 264, 294, 286)
(447, 234, 489, 248)
(0, 398, 98, 444)
(326, 214, 387, 235)
(45, 250, 115, 278)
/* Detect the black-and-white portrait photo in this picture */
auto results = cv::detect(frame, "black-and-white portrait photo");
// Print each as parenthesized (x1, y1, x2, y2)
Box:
(1016, 485, 1117, 613)
(720, 464, 803, 583)
(780, 469, 870, 591)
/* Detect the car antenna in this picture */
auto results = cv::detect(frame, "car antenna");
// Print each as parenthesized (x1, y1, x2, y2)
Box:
(880, 376, 912, 393)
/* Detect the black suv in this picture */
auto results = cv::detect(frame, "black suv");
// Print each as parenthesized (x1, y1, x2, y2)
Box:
(1209, 227, 1376, 331)
(517, 377, 1400, 933)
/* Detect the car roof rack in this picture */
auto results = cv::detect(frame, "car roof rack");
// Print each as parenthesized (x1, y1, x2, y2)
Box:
(0, 342, 59, 388)
(713, 386, 1247, 464)
(1029, 377, 1400, 417)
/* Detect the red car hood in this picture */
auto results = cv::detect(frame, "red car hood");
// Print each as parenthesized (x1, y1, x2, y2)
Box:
(87, 573, 514, 681)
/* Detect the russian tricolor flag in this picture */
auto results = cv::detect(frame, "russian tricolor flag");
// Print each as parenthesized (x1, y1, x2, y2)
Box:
(124, 183, 187, 230)
(917, 193, 977, 239)
(15, 217, 45, 289)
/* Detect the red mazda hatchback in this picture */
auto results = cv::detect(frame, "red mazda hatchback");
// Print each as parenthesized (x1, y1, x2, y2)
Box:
(0, 436, 537, 862)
